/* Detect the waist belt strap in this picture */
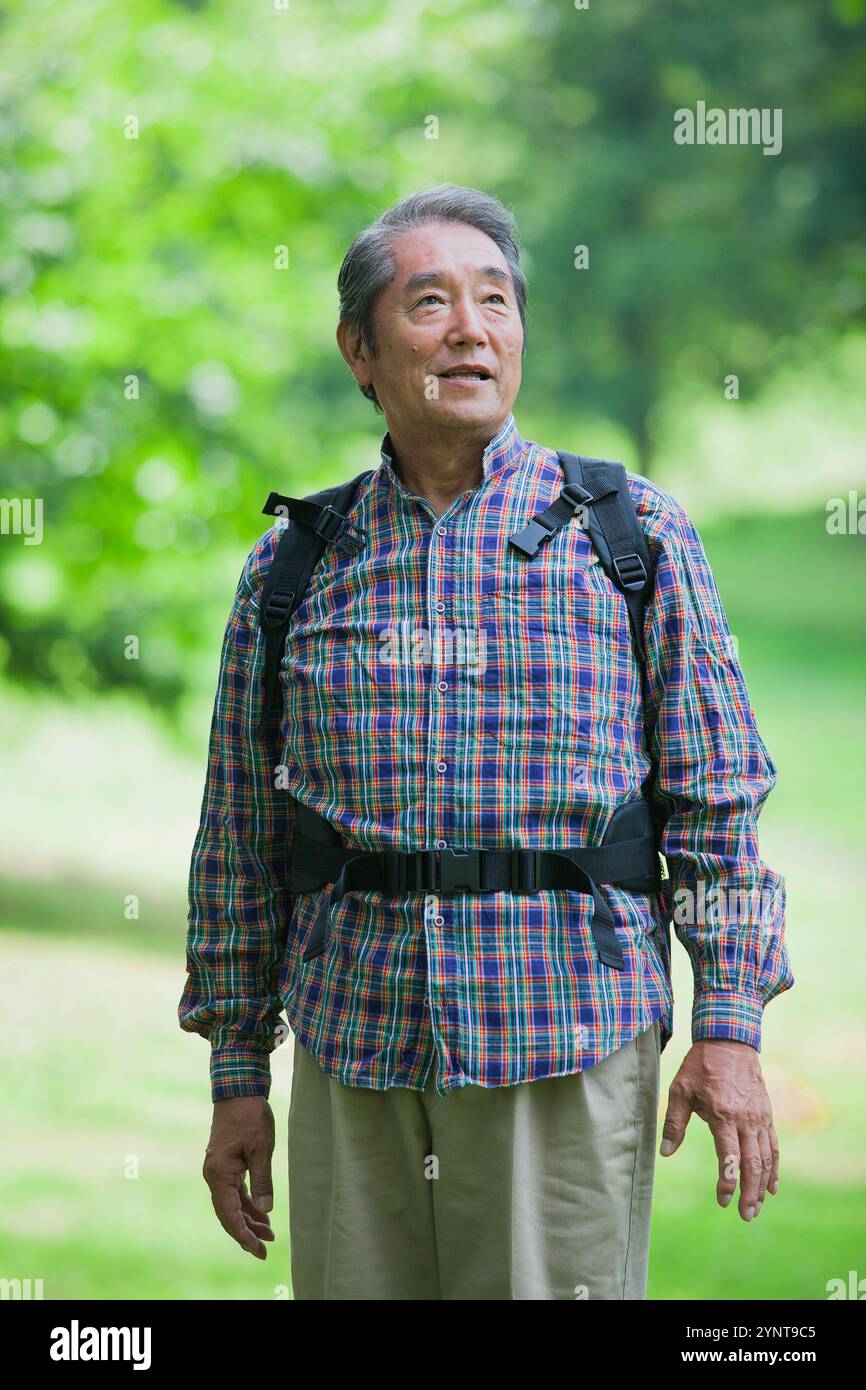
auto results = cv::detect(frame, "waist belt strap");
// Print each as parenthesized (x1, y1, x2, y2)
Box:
(291, 826, 657, 896)
(299, 838, 660, 971)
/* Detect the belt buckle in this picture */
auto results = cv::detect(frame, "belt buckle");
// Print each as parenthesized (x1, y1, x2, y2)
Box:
(438, 848, 480, 894)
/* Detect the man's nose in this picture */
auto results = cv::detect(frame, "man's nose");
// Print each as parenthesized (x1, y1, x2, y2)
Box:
(446, 296, 489, 344)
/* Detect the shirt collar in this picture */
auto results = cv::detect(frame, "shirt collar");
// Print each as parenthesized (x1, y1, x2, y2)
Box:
(378, 412, 525, 494)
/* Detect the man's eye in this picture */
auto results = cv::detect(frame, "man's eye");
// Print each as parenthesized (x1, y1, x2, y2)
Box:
(414, 292, 506, 308)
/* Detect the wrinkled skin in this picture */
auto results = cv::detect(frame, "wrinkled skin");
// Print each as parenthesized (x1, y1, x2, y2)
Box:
(202, 1097, 277, 1259)
(336, 218, 525, 513)
(661, 1039, 779, 1220)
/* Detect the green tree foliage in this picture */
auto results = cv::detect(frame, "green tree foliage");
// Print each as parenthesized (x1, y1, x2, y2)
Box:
(0, 0, 863, 711)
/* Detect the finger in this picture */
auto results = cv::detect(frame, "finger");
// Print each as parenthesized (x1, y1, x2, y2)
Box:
(708, 1121, 740, 1209)
(754, 1126, 773, 1214)
(737, 1131, 764, 1220)
(240, 1209, 276, 1239)
(660, 1085, 694, 1156)
(248, 1154, 275, 1215)
(241, 1214, 276, 1242)
(239, 1181, 275, 1238)
(767, 1122, 780, 1196)
(209, 1178, 268, 1259)
(240, 1179, 273, 1226)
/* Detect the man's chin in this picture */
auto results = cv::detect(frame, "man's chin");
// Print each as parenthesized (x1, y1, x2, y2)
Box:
(426, 391, 502, 425)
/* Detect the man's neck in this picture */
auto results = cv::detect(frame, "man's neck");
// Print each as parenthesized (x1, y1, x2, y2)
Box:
(386, 418, 506, 518)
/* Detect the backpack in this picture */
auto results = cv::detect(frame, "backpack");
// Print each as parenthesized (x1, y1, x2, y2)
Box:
(254, 450, 665, 969)
(257, 451, 655, 736)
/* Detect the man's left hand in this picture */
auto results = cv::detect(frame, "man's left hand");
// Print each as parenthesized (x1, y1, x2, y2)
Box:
(659, 1039, 779, 1221)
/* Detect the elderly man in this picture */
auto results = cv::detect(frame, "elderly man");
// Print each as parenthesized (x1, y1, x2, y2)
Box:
(179, 184, 793, 1300)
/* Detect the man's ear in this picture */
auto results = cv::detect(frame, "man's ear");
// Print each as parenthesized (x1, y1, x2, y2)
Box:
(336, 320, 373, 390)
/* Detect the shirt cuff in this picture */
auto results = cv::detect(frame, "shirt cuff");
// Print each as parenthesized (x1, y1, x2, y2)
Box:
(210, 1044, 273, 1102)
(692, 989, 764, 1051)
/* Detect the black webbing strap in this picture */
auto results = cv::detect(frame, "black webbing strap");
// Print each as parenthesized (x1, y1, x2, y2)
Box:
(508, 478, 615, 558)
(290, 827, 658, 894)
(566, 456, 653, 665)
(558, 454, 659, 805)
(261, 491, 368, 547)
(257, 475, 370, 734)
(299, 837, 662, 971)
(507, 453, 655, 667)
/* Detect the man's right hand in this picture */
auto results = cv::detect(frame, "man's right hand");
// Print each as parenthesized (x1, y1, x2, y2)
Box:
(202, 1096, 277, 1259)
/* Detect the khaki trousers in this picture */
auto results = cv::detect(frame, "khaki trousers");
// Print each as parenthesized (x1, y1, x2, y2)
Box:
(288, 1021, 660, 1300)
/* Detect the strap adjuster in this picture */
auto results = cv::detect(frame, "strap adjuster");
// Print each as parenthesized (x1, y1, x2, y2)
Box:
(510, 849, 539, 892)
(382, 852, 406, 894)
(261, 585, 296, 628)
(560, 482, 593, 510)
(612, 551, 648, 590)
(384, 850, 442, 892)
(313, 504, 349, 542)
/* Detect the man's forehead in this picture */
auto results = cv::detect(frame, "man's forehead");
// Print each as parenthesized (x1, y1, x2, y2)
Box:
(389, 224, 511, 287)
(401, 264, 513, 294)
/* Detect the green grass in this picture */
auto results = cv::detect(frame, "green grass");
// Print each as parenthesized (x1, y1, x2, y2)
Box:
(1, 506, 864, 1300)
(0, 930, 297, 1300)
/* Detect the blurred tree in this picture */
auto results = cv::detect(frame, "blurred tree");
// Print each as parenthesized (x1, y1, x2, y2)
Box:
(503, 0, 866, 471)
(0, 0, 863, 714)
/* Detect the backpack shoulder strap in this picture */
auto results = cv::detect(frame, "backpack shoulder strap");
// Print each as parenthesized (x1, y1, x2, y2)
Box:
(558, 454, 664, 831)
(257, 470, 372, 733)
(508, 449, 661, 812)
(507, 450, 655, 663)
(556, 452, 655, 665)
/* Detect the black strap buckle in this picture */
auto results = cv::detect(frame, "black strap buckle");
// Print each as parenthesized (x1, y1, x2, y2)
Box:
(508, 516, 557, 558)
(612, 551, 648, 590)
(510, 849, 539, 892)
(560, 482, 594, 511)
(383, 850, 441, 893)
(313, 504, 349, 543)
(383, 851, 408, 894)
(262, 585, 296, 628)
(438, 848, 482, 893)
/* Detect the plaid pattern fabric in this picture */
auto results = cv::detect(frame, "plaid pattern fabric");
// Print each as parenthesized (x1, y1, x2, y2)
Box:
(179, 414, 793, 1101)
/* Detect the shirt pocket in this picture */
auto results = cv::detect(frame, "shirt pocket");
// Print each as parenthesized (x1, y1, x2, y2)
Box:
(478, 553, 631, 665)
(477, 554, 635, 754)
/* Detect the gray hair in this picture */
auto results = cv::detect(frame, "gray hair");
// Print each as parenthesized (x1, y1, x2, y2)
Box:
(337, 183, 527, 412)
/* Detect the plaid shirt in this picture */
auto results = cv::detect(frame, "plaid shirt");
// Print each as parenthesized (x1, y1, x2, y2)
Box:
(179, 413, 793, 1101)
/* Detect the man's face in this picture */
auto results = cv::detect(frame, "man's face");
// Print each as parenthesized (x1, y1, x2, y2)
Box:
(340, 220, 524, 436)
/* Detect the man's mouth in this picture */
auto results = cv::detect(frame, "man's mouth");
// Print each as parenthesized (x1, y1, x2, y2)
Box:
(438, 367, 492, 381)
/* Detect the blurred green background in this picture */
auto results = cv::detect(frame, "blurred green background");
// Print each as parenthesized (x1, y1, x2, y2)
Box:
(1, 0, 864, 1300)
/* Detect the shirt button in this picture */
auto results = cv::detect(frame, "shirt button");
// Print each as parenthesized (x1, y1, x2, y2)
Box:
(436, 526, 447, 537)
(436, 761, 447, 772)
(433, 915, 445, 926)
(437, 680, 448, 692)
(435, 838, 447, 849)
(435, 602, 446, 613)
